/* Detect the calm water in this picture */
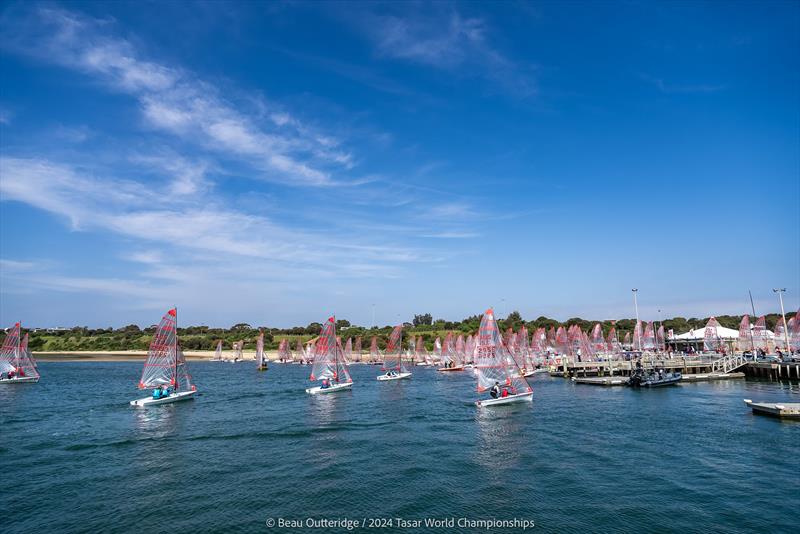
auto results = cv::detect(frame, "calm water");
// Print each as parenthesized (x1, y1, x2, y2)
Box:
(1, 362, 798, 533)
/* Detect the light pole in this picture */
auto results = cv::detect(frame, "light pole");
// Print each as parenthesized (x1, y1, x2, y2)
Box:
(773, 289, 790, 352)
(632, 289, 640, 351)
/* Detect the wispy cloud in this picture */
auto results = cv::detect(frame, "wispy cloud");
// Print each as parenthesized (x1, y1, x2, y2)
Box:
(0, 156, 423, 279)
(348, 4, 536, 97)
(420, 232, 479, 239)
(0, 6, 355, 187)
(641, 74, 726, 94)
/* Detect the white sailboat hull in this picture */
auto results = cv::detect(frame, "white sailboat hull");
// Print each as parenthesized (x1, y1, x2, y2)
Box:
(130, 390, 197, 407)
(306, 382, 353, 395)
(377, 372, 412, 381)
(0, 376, 39, 384)
(476, 391, 533, 408)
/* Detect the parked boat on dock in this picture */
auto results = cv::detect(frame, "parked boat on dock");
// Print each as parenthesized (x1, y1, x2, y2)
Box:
(626, 366, 682, 387)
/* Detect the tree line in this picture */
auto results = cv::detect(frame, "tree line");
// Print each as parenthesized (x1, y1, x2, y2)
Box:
(3, 312, 787, 352)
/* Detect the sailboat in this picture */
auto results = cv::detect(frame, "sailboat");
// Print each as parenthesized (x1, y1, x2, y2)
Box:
(378, 325, 412, 381)
(130, 308, 197, 407)
(369, 336, 383, 365)
(474, 309, 533, 407)
(306, 316, 353, 394)
(256, 330, 268, 371)
(0, 323, 40, 383)
(210, 340, 223, 362)
(438, 332, 464, 371)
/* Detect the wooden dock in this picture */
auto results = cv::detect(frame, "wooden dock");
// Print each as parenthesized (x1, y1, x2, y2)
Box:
(743, 399, 800, 419)
(570, 372, 745, 386)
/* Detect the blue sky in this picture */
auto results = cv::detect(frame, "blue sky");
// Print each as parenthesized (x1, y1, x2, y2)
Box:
(1, 1, 798, 328)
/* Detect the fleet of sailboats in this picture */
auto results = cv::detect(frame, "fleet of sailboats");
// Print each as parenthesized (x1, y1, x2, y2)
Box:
(7, 303, 798, 409)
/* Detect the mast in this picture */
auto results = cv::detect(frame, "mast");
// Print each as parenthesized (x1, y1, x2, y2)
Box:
(332, 316, 338, 384)
(16, 321, 21, 370)
(173, 308, 178, 391)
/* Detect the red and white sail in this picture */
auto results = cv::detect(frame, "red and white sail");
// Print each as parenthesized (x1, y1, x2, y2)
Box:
(656, 325, 665, 352)
(381, 325, 407, 373)
(278, 339, 291, 361)
(606, 327, 621, 353)
(414, 337, 429, 363)
(633, 320, 644, 351)
(590, 324, 605, 353)
(369, 336, 382, 363)
(790, 310, 800, 351)
(703, 317, 722, 352)
(737, 315, 752, 351)
(309, 317, 352, 384)
(433, 337, 442, 362)
(1, 324, 40, 379)
(213, 340, 223, 360)
(642, 321, 656, 351)
(0, 322, 22, 375)
(441, 332, 461, 367)
(344, 337, 353, 360)
(474, 309, 532, 394)
(138, 309, 194, 392)
(256, 331, 266, 366)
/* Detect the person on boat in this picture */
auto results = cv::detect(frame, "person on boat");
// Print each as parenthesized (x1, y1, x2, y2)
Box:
(501, 388, 509, 398)
(321, 378, 330, 389)
(490, 382, 500, 399)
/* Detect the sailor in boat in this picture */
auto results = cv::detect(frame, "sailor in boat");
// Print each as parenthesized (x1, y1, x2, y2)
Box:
(152, 385, 171, 399)
(490, 382, 501, 399)
(321, 378, 330, 389)
(387, 370, 397, 377)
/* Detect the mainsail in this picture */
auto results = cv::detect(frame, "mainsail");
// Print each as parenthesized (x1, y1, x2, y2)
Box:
(415, 337, 428, 363)
(344, 337, 353, 360)
(0, 322, 21, 374)
(474, 309, 532, 394)
(633, 320, 643, 351)
(0, 324, 40, 379)
(277, 339, 290, 361)
(256, 331, 266, 366)
(433, 337, 442, 362)
(642, 322, 656, 351)
(213, 340, 223, 361)
(138, 309, 194, 392)
(369, 336, 382, 363)
(442, 332, 461, 367)
(591, 324, 605, 353)
(381, 325, 407, 373)
(703, 317, 722, 352)
(737, 315, 752, 351)
(309, 317, 352, 384)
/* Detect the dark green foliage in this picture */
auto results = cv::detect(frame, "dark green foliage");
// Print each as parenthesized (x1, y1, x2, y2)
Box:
(3, 311, 790, 352)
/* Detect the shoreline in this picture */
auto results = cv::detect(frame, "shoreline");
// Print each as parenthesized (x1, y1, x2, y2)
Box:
(33, 350, 283, 362)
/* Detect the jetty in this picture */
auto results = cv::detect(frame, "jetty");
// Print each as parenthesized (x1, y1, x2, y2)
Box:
(743, 399, 800, 419)
(562, 351, 800, 386)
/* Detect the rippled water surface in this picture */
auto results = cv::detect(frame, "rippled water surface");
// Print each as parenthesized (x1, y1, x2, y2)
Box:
(1, 362, 798, 533)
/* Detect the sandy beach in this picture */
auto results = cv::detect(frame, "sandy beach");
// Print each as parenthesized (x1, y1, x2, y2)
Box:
(33, 350, 284, 362)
